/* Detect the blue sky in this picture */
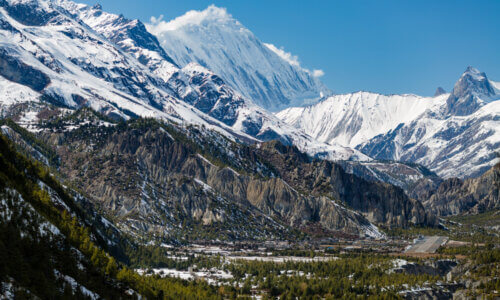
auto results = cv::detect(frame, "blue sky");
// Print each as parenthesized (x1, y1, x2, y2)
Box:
(79, 0, 500, 96)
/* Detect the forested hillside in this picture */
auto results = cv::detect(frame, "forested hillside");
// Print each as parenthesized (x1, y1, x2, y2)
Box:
(0, 132, 224, 299)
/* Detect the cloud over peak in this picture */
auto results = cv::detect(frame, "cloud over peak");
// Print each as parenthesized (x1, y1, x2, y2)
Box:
(264, 43, 324, 77)
(263, 43, 300, 67)
(148, 5, 238, 32)
(312, 69, 324, 78)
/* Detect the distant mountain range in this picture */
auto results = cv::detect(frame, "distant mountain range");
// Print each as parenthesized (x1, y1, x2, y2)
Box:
(278, 67, 500, 179)
(0, 0, 498, 240)
(1, 0, 498, 180)
(0, 0, 363, 162)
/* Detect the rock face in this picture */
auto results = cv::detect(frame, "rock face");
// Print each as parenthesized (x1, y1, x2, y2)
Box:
(256, 141, 436, 228)
(422, 163, 500, 216)
(393, 260, 458, 277)
(445, 67, 496, 116)
(338, 160, 442, 193)
(434, 87, 447, 97)
(5, 108, 434, 240)
(34, 113, 375, 239)
(1, 0, 59, 26)
(0, 49, 50, 92)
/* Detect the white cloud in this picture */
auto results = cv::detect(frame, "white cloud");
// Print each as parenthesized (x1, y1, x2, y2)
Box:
(264, 43, 325, 78)
(147, 5, 233, 32)
(150, 14, 164, 24)
(263, 43, 300, 67)
(312, 69, 325, 78)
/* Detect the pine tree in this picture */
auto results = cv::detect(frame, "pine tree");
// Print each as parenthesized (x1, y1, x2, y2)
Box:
(106, 257, 118, 277)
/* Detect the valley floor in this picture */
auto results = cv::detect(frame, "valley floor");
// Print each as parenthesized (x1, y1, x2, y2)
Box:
(125, 213, 499, 299)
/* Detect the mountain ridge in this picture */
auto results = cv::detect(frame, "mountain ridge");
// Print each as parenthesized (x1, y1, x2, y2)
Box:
(0, 0, 364, 162)
(1, 106, 438, 241)
(277, 67, 500, 179)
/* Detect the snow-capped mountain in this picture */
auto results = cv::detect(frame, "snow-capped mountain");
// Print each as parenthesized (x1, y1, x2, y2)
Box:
(360, 68, 500, 178)
(146, 5, 330, 111)
(277, 67, 500, 178)
(0, 0, 362, 161)
(2, 0, 496, 180)
(277, 92, 442, 148)
(444, 66, 498, 116)
(0, 0, 201, 123)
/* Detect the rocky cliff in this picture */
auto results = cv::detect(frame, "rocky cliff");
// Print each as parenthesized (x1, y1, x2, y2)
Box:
(256, 141, 437, 228)
(48, 115, 380, 239)
(422, 162, 500, 216)
(3, 108, 438, 241)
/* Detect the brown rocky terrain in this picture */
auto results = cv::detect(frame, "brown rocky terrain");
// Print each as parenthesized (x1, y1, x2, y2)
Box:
(2, 108, 438, 242)
(256, 142, 436, 228)
(422, 162, 500, 216)
(13, 109, 435, 241)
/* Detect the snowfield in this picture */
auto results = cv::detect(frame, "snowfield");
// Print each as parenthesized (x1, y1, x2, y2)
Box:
(276, 92, 446, 148)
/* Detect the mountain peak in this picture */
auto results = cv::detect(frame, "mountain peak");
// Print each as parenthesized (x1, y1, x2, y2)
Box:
(462, 66, 487, 81)
(434, 87, 446, 97)
(465, 66, 479, 72)
(445, 67, 495, 116)
(454, 66, 494, 98)
(147, 4, 329, 111)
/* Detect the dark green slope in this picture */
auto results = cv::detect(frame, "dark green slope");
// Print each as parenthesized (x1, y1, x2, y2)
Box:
(0, 133, 222, 299)
(0, 132, 131, 298)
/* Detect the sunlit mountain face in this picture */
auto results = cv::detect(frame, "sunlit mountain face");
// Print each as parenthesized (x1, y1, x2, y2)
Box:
(0, 1, 498, 299)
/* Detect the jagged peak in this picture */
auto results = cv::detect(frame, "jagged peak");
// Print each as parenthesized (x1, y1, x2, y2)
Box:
(465, 65, 480, 73)
(434, 87, 446, 97)
(461, 66, 488, 81)
(444, 66, 496, 116)
(150, 5, 243, 31)
(452, 66, 494, 98)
